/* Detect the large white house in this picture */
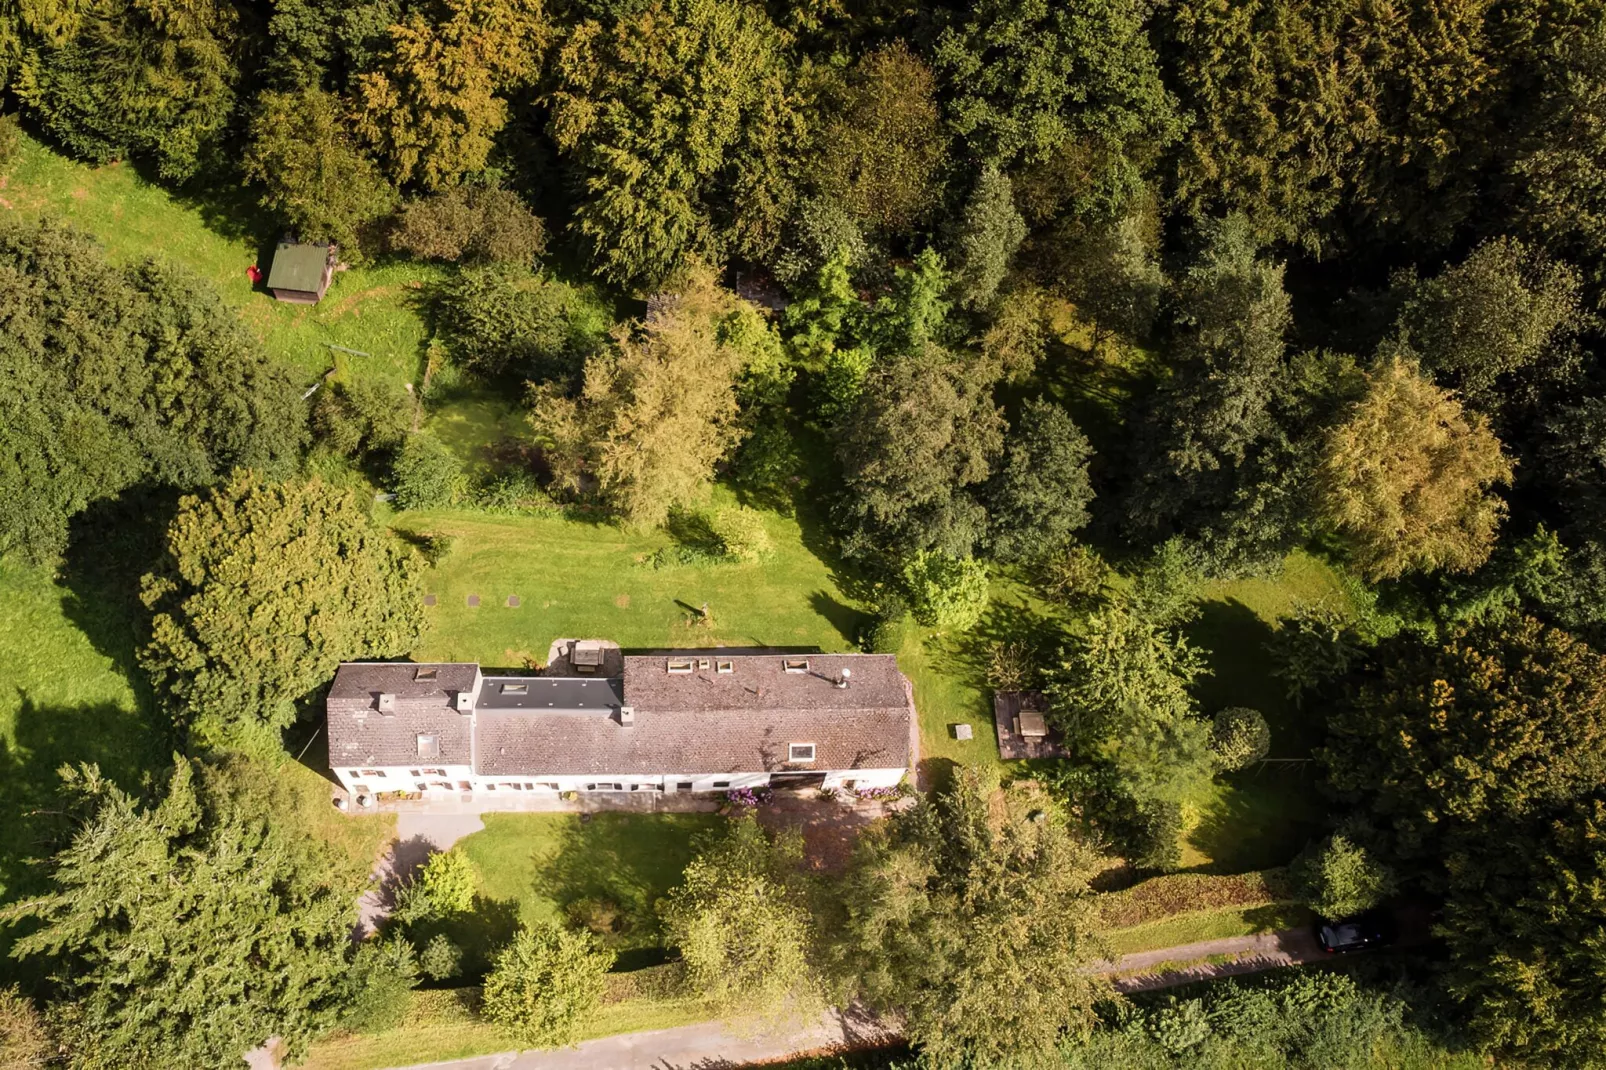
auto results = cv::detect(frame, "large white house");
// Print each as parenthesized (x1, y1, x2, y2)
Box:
(326, 648, 917, 802)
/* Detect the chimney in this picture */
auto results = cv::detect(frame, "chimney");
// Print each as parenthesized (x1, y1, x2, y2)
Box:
(455, 690, 474, 714)
(618, 705, 635, 727)
(377, 692, 397, 714)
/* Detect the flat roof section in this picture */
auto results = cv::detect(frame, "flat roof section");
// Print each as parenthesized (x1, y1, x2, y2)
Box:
(479, 676, 624, 713)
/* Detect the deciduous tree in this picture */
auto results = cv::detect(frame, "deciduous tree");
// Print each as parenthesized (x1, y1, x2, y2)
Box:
(659, 813, 817, 1019)
(1393, 237, 1583, 408)
(139, 474, 425, 756)
(244, 86, 397, 254)
(834, 769, 1108, 1069)
(811, 42, 946, 235)
(0, 219, 304, 565)
(481, 923, 613, 1047)
(1318, 350, 1512, 580)
(1322, 615, 1606, 855)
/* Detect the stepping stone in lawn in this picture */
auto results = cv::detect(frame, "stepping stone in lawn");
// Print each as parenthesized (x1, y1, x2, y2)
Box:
(506, 595, 521, 608)
(423, 594, 437, 607)
(466, 594, 480, 607)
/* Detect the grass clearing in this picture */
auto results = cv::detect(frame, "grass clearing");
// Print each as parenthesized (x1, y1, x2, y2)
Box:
(453, 812, 723, 952)
(1179, 550, 1355, 870)
(3, 132, 441, 386)
(0, 558, 163, 921)
(396, 497, 866, 662)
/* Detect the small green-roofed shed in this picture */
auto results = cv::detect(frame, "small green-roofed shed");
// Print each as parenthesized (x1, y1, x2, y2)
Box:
(266, 240, 336, 304)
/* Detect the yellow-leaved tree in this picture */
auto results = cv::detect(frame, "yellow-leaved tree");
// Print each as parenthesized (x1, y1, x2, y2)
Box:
(1318, 349, 1512, 580)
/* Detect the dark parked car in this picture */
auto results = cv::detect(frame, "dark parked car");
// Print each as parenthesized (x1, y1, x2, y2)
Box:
(1317, 912, 1394, 954)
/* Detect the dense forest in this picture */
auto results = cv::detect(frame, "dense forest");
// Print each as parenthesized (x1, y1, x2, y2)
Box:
(8, 0, 1606, 1066)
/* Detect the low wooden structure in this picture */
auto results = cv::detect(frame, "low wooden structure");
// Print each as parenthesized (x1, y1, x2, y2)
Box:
(266, 240, 337, 304)
(993, 690, 1071, 760)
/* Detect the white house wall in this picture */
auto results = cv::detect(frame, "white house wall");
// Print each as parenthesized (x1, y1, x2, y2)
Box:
(334, 765, 904, 800)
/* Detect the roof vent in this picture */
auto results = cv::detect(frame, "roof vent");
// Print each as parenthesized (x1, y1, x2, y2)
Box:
(667, 659, 694, 674)
(377, 692, 397, 714)
(835, 668, 852, 689)
(783, 659, 809, 674)
(618, 705, 635, 726)
(455, 691, 474, 714)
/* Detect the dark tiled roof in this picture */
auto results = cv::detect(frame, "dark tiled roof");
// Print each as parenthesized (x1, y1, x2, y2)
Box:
(476, 701, 910, 776)
(327, 662, 477, 769)
(619, 653, 908, 712)
(326, 654, 915, 777)
(476, 653, 912, 776)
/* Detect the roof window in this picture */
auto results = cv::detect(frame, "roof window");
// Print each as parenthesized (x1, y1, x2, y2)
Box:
(716, 660, 734, 674)
(667, 659, 695, 674)
(417, 734, 440, 759)
(500, 682, 528, 695)
(789, 743, 817, 763)
(414, 667, 437, 681)
(783, 659, 809, 674)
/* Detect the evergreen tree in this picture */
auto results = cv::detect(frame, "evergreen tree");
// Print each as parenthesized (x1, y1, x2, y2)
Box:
(987, 399, 1093, 563)
(548, 0, 802, 286)
(949, 165, 1025, 311)
(0, 759, 389, 1069)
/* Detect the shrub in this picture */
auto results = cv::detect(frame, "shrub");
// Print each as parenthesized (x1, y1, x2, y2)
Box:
(392, 435, 463, 510)
(0, 985, 53, 1068)
(1291, 834, 1397, 919)
(565, 897, 628, 939)
(1034, 542, 1111, 608)
(341, 938, 419, 1034)
(391, 186, 546, 264)
(420, 848, 476, 916)
(312, 379, 413, 459)
(1209, 707, 1271, 771)
(481, 923, 614, 1047)
(707, 506, 773, 562)
(861, 612, 908, 654)
(418, 934, 463, 982)
(902, 551, 990, 631)
(473, 470, 555, 515)
(985, 640, 1035, 691)
(413, 531, 455, 566)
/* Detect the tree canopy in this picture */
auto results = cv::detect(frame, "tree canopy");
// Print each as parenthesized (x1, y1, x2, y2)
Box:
(0, 759, 385, 1069)
(833, 769, 1109, 1068)
(0, 219, 304, 565)
(139, 474, 425, 755)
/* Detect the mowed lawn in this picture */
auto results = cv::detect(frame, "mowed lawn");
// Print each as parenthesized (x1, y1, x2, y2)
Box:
(2, 133, 442, 387)
(1182, 550, 1357, 871)
(455, 812, 723, 950)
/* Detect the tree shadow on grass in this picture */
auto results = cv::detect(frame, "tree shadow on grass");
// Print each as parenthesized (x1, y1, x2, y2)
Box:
(1185, 597, 1327, 754)
(419, 896, 523, 981)
(527, 813, 714, 952)
(947, 596, 1070, 693)
(0, 694, 168, 988)
(1187, 765, 1327, 875)
(808, 590, 870, 648)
